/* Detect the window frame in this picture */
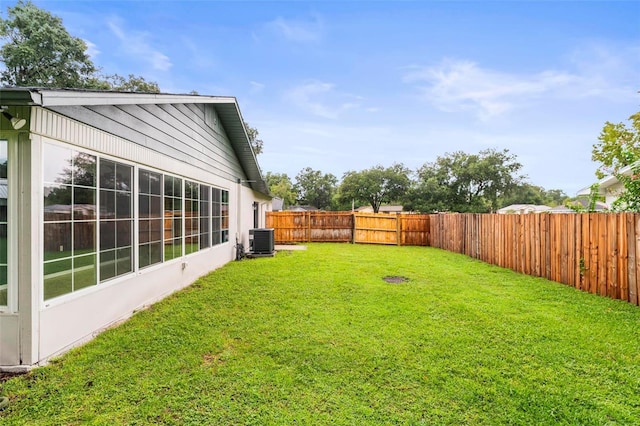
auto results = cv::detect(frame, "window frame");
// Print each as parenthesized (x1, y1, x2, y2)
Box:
(0, 138, 14, 312)
(40, 139, 233, 306)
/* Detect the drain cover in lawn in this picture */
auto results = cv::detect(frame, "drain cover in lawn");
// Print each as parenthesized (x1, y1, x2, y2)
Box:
(383, 276, 409, 284)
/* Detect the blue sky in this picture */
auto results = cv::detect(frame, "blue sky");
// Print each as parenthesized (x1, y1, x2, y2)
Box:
(14, 1, 640, 195)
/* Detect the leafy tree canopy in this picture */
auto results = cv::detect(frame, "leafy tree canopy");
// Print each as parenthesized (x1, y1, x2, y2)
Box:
(0, 0, 98, 88)
(244, 122, 263, 156)
(590, 111, 640, 211)
(407, 148, 523, 213)
(592, 112, 640, 179)
(293, 167, 337, 210)
(265, 172, 296, 208)
(103, 73, 160, 93)
(498, 183, 568, 208)
(338, 163, 411, 213)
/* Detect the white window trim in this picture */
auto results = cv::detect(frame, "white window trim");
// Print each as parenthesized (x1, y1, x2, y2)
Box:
(0, 137, 17, 313)
(39, 138, 233, 308)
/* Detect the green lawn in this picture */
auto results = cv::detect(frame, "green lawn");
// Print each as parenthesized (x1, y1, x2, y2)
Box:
(1, 244, 639, 425)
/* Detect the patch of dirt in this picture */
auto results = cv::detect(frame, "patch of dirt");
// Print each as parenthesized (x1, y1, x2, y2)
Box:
(383, 276, 409, 284)
(0, 371, 25, 383)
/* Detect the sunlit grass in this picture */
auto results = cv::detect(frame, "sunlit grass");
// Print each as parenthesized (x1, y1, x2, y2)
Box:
(1, 244, 639, 424)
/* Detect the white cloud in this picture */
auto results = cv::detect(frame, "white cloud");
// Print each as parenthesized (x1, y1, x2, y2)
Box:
(107, 17, 172, 71)
(83, 39, 100, 60)
(250, 81, 266, 93)
(404, 59, 580, 120)
(284, 81, 363, 119)
(404, 44, 640, 121)
(266, 15, 324, 43)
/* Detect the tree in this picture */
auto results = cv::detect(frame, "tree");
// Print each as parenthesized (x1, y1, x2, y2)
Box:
(498, 183, 568, 208)
(293, 167, 337, 210)
(0, 1, 162, 93)
(244, 122, 263, 156)
(590, 112, 640, 211)
(265, 172, 296, 208)
(0, 1, 98, 88)
(592, 112, 640, 179)
(407, 148, 523, 213)
(337, 163, 410, 213)
(102, 74, 160, 93)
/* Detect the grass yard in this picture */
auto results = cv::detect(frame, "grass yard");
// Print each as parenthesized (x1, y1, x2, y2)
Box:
(1, 243, 639, 424)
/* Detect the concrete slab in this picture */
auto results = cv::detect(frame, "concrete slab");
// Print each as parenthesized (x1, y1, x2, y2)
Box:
(275, 245, 307, 251)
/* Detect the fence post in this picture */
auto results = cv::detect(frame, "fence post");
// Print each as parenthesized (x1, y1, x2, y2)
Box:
(351, 212, 356, 244)
(396, 214, 401, 246)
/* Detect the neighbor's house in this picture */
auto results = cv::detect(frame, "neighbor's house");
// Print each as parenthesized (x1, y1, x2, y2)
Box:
(576, 164, 634, 207)
(495, 204, 552, 214)
(0, 89, 271, 369)
(356, 205, 404, 214)
(548, 199, 608, 213)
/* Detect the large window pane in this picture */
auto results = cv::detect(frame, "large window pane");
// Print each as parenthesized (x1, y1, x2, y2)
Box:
(44, 259, 73, 300)
(139, 169, 163, 269)
(44, 185, 72, 221)
(74, 187, 96, 220)
(199, 185, 210, 249)
(74, 254, 97, 290)
(0, 140, 7, 305)
(164, 176, 182, 261)
(43, 144, 98, 300)
(44, 222, 72, 261)
(221, 190, 229, 242)
(99, 158, 132, 283)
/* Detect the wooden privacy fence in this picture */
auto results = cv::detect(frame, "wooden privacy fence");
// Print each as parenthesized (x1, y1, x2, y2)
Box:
(266, 211, 430, 246)
(429, 213, 640, 306)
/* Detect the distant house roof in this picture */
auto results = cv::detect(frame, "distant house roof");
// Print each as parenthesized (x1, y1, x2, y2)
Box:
(287, 205, 319, 212)
(496, 204, 552, 214)
(356, 205, 404, 213)
(271, 197, 284, 211)
(1, 88, 270, 196)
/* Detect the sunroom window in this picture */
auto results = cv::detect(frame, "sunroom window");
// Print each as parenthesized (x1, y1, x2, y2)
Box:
(43, 143, 97, 300)
(0, 140, 8, 306)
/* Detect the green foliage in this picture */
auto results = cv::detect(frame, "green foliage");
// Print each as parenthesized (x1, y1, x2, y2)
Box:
(566, 184, 605, 212)
(102, 74, 160, 93)
(407, 148, 523, 213)
(337, 163, 410, 213)
(293, 167, 337, 210)
(0, 1, 162, 93)
(498, 183, 568, 208)
(1, 244, 639, 424)
(0, 1, 98, 88)
(264, 172, 296, 208)
(592, 112, 640, 179)
(611, 165, 640, 212)
(244, 121, 263, 155)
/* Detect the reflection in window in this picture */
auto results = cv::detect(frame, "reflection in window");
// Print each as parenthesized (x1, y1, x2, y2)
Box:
(139, 169, 163, 268)
(164, 175, 183, 261)
(185, 181, 199, 255)
(199, 185, 210, 249)
(99, 159, 133, 282)
(211, 189, 229, 245)
(212, 188, 221, 246)
(221, 190, 229, 243)
(0, 140, 7, 306)
(43, 143, 97, 300)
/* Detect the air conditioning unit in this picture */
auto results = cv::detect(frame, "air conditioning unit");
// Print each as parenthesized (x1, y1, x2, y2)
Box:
(249, 228, 275, 255)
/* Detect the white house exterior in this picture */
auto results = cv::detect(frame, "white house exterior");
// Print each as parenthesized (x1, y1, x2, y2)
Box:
(576, 164, 634, 206)
(0, 89, 271, 369)
(496, 204, 552, 214)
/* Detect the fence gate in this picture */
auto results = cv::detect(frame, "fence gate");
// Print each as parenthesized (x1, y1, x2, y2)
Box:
(353, 213, 398, 245)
